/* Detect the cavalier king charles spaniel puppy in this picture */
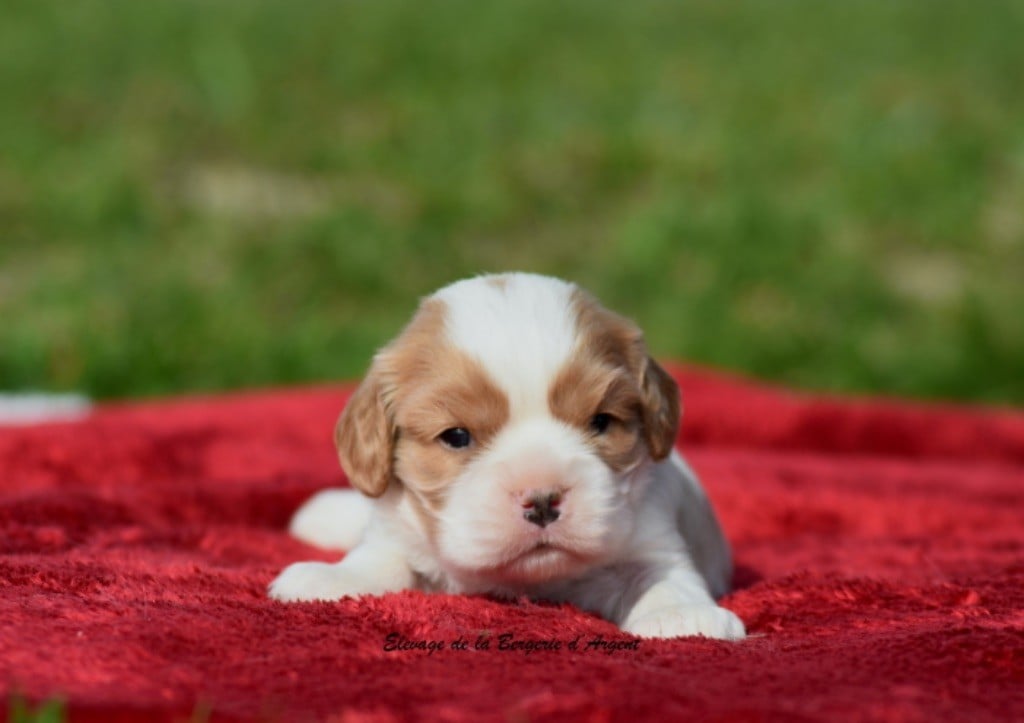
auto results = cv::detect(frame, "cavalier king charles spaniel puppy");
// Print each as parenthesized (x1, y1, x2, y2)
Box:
(269, 273, 744, 640)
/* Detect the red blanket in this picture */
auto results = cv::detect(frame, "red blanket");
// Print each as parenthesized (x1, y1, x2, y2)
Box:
(2, 367, 1022, 722)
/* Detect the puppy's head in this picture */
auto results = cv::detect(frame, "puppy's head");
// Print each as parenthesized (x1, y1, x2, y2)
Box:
(336, 273, 679, 587)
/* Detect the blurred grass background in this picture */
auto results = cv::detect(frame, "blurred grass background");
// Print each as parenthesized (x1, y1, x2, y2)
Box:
(1, 0, 1022, 403)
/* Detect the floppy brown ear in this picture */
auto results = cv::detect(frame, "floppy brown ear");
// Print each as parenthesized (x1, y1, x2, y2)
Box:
(335, 365, 394, 498)
(639, 356, 681, 461)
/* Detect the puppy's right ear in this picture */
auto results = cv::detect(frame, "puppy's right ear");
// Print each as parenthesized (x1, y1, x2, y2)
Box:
(335, 363, 394, 498)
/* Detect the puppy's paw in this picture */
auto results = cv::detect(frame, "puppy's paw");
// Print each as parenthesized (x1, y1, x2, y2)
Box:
(268, 562, 376, 602)
(624, 604, 746, 640)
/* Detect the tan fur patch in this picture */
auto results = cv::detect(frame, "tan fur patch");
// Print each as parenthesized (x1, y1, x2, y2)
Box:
(391, 349, 509, 507)
(335, 299, 454, 498)
(336, 296, 510, 536)
(549, 358, 646, 473)
(547, 289, 680, 466)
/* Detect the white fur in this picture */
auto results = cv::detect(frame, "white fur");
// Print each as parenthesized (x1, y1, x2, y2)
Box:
(269, 273, 744, 640)
(434, 274, 578, 418)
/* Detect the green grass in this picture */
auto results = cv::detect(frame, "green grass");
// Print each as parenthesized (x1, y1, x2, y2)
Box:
(2, 0, 1022, 404)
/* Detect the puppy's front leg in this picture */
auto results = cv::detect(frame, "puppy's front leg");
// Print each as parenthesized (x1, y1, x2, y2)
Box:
(269, 526, 415, 602)
(621, 565, 745, 640)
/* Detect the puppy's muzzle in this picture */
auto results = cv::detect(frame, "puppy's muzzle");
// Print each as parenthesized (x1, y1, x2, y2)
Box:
(522, 492, 562, 528)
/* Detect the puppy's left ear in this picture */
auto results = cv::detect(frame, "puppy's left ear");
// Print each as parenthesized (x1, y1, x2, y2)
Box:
(639, 356, 681, 461)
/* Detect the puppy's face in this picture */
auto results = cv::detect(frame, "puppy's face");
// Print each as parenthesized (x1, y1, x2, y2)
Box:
(336, 274, 679, 587)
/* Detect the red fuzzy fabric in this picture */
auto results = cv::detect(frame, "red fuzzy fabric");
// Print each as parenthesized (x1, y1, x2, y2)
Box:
(1, 366, 1022, 722)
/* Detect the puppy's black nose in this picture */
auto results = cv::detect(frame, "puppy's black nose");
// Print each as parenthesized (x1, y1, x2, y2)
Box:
(523, 493, 561, 528)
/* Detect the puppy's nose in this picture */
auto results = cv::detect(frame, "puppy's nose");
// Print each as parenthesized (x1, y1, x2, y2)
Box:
(522, 492, 561, 528)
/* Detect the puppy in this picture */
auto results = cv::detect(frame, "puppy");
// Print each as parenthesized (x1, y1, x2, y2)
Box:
(269, 273, 744, 640)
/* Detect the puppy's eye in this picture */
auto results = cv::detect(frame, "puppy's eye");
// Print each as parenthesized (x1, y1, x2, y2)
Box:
(438, 427, 472, 449)
(590, 413, 613, 435)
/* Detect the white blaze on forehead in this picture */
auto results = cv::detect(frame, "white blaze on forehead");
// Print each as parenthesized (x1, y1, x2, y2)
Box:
(431, 273, 578, 418)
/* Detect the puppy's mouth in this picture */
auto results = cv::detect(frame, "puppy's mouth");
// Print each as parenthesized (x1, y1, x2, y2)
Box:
(480, 540, 593, 586)
(512, 537, 568, 558)
(514, 541, 560, 561)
